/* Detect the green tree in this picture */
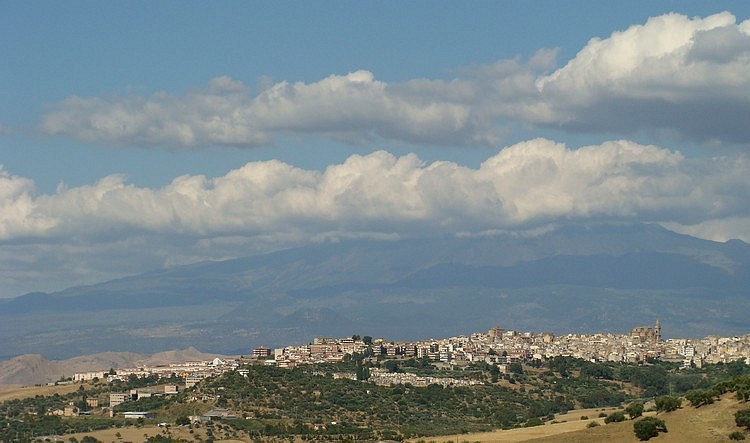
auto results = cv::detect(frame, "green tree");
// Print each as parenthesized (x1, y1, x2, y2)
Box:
(655, 395, 681, 412)
(625, 401, 644, 419)
(508, 362, 523, 375)
(685, 389, 715, 408)
(604, 411, 626, 423)
(633, 416, 667, 440)
(737, 408, 750, 429)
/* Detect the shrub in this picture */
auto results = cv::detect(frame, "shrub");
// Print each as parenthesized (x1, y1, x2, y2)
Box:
(586, 421, 600, 428)
(729, 431, 746, 441)
(604, 411, 626, 423)
(525, 417, 544, 427)
(598, 412, 607, 418)
(580, 415, 588, 420)
(633, 417, 667, 441)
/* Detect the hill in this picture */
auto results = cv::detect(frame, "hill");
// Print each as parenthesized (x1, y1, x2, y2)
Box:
(2, 222, 750, 359)
(0, 347, 220, 387)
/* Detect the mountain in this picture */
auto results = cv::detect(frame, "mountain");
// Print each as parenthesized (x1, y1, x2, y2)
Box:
(2, 222, 750, 359)
(0, 347, 221, 386)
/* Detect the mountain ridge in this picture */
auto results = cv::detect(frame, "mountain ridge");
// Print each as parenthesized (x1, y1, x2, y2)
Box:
(2, 222, 749, 359)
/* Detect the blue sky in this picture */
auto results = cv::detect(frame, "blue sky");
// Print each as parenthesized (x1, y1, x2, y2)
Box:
(2, 1, 750, 298)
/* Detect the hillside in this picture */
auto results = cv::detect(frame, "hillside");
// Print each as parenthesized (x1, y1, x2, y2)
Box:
(2, 222, 750, 359)
(55, 397, 750, 443)
(420, 393, 747, 442)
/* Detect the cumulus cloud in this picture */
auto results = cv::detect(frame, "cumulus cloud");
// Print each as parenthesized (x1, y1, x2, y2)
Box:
(5, 138, 750, 242)
(40, 71, 493, 148)
(534, 11, 750, 142)
(38, 11, 750, 149)
(5, 138, 750, 296)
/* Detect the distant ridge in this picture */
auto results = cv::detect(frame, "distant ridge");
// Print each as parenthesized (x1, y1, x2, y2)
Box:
(2, 222, 750, 359)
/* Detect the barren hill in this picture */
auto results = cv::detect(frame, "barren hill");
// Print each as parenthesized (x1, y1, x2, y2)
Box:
(0, 347, 221, 387)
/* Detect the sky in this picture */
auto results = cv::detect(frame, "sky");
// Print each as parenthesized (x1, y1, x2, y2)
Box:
(2, 1, 750, 298)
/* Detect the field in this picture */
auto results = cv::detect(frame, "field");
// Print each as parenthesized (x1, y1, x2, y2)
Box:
(0, 383, 82, 402)
(423, 393, 747, 443)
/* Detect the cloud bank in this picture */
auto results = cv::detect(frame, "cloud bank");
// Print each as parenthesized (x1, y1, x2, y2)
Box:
(3, 138, 750, 297)
(40, 12, 750, 148)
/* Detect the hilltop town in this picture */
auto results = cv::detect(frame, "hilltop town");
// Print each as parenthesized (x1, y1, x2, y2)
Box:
(69, 321, 750, 403)
(5, 321, 749, 442)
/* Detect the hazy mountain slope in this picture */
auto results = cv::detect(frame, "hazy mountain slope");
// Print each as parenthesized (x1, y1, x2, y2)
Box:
(0, 347, 220, 386)
(1, 223, 749, 359)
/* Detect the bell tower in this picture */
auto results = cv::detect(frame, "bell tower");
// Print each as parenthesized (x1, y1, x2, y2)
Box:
(654, 319, 661, 342)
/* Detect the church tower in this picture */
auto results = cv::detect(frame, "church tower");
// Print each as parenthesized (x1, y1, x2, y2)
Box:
(654, 319, 661, 342)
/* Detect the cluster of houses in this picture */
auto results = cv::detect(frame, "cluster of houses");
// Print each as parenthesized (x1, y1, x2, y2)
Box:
(264, 321, 749, 371)
(69, 321, 750, 418)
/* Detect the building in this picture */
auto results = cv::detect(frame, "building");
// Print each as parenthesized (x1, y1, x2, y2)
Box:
(629, 320, 661, 343)
(123, 411, 156, 419)
(185, 373, 206, 388)
(109, 392, 132, 407)
(252, 346, 272, 358)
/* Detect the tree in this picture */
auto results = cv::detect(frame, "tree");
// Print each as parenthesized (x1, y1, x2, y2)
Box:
(626, 401, 644, 419)
(489, 364, 500, 383)
(508, 362, 523, 375)
(737, 408, 750, 429)
(604, 411, 626, 423)
(728, 359, 748, 377)
(655, 395, 681, 412)
(633, 416, 667, 440)
(685, 389, 715, 408)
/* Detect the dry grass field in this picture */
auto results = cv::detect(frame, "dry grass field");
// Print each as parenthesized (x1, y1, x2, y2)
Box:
(0, 383, 82, 402)
(422, 393, 748, 443)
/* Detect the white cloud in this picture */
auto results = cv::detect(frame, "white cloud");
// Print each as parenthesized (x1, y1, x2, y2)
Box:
(0, 167, 56, 239)
(40, 70, 490, 148)
(8, 139, 750, 242)
(534, 12, 750, 142)
(4, 138, 750, 296)
(38, 12, 750, 149)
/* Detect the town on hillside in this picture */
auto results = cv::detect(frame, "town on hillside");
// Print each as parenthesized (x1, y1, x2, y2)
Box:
(64, 320, 750, 415)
